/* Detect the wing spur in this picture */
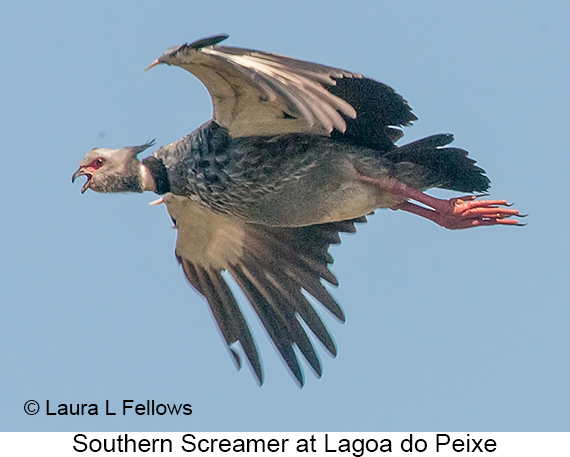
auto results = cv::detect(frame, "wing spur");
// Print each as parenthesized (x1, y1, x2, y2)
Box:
(146, 34, 415, 142)
(162, 193, 366, 386)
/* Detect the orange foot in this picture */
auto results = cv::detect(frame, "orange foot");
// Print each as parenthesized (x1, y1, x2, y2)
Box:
(395, 200, 523, 230)
(358, 176, 524, 230)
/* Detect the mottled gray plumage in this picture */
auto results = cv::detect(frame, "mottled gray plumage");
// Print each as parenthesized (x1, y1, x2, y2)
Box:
(73, 35, 521, 386)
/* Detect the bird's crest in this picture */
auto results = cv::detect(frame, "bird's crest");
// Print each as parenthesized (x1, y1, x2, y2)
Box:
(125, 140, 155, 157)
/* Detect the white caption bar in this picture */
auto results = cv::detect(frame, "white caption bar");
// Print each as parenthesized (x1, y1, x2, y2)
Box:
(1, 432, 568, 456)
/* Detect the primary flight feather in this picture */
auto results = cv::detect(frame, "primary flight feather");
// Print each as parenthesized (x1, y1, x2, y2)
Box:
(73, 34, 522, 386)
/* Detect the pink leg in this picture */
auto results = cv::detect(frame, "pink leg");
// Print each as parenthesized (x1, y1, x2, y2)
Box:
(358, 175, 523, 230)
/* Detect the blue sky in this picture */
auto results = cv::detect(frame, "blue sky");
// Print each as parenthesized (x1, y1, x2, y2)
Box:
(1, 0, 568, 431)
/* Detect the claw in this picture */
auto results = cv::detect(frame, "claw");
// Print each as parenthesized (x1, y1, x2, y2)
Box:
(454, 194, 480, 202)
(145, 59, 161, 72)
(149, 197, 164, 206)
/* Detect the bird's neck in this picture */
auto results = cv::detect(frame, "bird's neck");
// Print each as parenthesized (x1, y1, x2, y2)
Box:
(140, 162, 156, 192)
(141, 156, 171, 194)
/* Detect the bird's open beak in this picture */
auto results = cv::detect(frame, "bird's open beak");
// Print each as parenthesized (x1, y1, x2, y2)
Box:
(72, 168, 92, 194)
(144, 59, 161, 72)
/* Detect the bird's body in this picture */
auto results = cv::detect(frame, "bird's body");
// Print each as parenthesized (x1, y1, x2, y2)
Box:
(73, 35, 522, 386)
(151, 122, 394, 226)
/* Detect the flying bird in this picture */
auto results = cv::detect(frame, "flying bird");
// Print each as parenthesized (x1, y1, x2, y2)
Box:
(73, 34, 522, 386)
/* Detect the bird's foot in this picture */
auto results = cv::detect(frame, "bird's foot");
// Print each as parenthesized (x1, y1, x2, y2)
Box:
(394, 201, 523, 230)
(358, 175, 524, 230)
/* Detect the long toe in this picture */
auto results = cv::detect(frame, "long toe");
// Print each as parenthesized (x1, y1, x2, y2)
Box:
(459, 206, 520, 218)
(450, 197, 513, 215)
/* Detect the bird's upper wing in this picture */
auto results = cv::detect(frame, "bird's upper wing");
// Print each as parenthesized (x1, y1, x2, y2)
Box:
(162, 193, 366, 386)
(147, 35, 416, 145)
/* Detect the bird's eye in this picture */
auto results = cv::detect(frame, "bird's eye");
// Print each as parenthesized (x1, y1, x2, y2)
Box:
(89, 158, 106, 169)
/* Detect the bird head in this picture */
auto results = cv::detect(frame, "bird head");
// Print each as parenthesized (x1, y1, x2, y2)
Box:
(72, 141, 155, 194)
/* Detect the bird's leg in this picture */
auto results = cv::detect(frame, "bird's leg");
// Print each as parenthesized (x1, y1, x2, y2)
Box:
(358, 175, 522, 230)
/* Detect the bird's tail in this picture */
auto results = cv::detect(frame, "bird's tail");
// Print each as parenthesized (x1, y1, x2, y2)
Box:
(385, 134, 490, 193)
